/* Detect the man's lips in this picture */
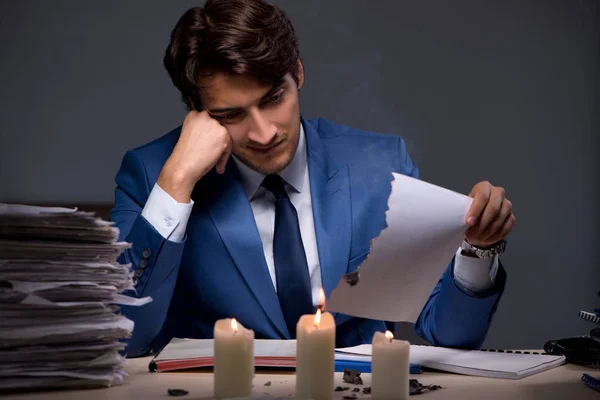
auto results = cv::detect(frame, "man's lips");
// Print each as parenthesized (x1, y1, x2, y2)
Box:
(248, 141, 283, 154)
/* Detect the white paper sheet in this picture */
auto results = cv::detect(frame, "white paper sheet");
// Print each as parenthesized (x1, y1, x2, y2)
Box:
(0, 203, 78, 215)
(326, 173, 472, 322)
(0, 315, 134, 340)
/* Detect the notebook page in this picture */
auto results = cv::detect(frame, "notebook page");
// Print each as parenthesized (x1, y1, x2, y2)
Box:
(409, 345, 565, 377)
(254, 339, 296, 357)
(155, 339, 297, 361)
(154, 338, 214, 361)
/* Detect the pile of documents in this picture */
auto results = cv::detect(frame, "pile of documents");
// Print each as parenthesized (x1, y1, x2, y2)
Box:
(0, 204, 149, 391)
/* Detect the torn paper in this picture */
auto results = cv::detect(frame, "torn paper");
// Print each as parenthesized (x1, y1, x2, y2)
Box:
(325, 173, 472, 322)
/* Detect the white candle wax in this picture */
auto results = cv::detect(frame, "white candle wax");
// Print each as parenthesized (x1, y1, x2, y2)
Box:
(371, 331, 410, 400)
(295, 309, 336, 400)
(213, 318, 254, 399)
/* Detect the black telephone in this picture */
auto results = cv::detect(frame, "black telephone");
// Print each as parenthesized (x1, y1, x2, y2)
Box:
(543, 290, 600, 368)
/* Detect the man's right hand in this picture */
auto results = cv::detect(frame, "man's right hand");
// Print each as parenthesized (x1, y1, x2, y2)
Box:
(157, 111, 232, 203)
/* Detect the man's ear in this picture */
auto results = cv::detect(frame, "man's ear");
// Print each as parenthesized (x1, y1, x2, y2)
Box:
(187, 96, 197, 111)
(296, 59, 305, 90)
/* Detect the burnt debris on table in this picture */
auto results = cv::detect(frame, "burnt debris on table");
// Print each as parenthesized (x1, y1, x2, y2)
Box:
(167, 388, 189, 396)
(342, 369, 364, 385)
(334, 374, 443, 397)
(335, 386, 351, 391)
(409, 379, 444, 395)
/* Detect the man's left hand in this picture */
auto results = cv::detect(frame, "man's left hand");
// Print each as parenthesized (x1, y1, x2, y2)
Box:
(465, 181, 515, 248)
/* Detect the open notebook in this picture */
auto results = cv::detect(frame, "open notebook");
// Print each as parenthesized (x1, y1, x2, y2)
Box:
(148, 339, 565, 379)
(336, 344, 566, 379)
(149, 339, 296, 371)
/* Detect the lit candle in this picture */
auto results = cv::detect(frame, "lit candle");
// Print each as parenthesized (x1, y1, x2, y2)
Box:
(295, 289, 336, 400)
(371, 330, 410, 400)
(213, 318, 254, 399)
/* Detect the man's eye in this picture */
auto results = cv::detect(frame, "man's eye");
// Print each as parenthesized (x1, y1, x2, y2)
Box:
(217, 112, 243, 123)
(264, 91, 284, 105)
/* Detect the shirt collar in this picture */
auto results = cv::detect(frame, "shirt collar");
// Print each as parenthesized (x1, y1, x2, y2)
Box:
(232, 122, 307, 200)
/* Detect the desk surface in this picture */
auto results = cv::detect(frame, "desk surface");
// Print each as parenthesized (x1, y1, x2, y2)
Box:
(4, 357, 599, 400)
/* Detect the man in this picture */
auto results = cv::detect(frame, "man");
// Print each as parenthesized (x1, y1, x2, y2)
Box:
(112, 0, 515, 358)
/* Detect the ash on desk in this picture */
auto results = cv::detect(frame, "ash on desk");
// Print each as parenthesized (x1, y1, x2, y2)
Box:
(167, 388, 189, 396)
(342, 368, 443, 396)
(409, 379, 444, 395)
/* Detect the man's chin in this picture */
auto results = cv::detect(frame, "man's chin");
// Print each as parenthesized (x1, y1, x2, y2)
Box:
(246, 160, 290, 175)
(238, 152, 293, 175)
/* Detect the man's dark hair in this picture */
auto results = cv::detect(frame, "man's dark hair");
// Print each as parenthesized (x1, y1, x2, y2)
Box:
(164, 0, 300, 111)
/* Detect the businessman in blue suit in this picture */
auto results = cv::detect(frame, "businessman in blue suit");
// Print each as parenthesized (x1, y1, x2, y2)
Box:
(112, 0, 515, 358)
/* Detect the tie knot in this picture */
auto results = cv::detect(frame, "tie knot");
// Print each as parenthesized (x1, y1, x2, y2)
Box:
(262, 174, 288, 200)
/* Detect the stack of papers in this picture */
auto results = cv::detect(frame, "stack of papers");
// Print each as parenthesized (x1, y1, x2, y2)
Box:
(0, 204, 150, 391)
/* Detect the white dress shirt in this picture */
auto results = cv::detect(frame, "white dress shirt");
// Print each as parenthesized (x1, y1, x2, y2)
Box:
(141, 125, 498, 302)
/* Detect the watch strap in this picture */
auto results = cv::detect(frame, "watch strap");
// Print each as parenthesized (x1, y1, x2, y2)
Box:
(461, 239, 506, 259)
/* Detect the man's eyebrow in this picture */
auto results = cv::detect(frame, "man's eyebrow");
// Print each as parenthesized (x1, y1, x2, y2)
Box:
(206, 79, 286, 114)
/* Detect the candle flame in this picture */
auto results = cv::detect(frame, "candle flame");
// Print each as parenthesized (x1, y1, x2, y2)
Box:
(314, 308, 322, 327)
(385, 330, 394, 341)
(231, 318, 239, 332)
(318, 288, 326, 310)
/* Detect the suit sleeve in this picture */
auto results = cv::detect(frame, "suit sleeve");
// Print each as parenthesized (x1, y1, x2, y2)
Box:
(394, 137, 507, 349)
(415, 260, 506, 348)
(111, 150, 185, 357)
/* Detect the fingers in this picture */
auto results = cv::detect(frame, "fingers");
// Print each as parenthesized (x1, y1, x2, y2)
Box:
(476, 186, 505, 235)
(466, 181, 492, 226)
(215, 134, 232, 174)
(465, 182, 515, 247)
(481, 198, 512, 240)
(484, 213, 516, 245)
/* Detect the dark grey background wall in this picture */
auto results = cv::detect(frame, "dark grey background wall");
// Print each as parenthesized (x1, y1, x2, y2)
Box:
(1, 1, 598, 349)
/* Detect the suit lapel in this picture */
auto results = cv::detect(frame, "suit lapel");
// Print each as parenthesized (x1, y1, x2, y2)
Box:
(196, 164, 289, 338)
(304, 119, 352, 303)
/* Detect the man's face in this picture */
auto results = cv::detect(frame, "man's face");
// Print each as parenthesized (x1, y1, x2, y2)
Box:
(198, 65, 304, 175)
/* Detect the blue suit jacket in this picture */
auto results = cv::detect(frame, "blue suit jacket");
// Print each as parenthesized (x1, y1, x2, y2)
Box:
(111, 117, 506, 357)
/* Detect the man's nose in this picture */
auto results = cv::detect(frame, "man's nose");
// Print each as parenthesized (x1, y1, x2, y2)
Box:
(247, 110, 276, 145)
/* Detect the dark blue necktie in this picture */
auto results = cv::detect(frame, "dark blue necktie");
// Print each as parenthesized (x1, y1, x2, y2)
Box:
(262, 174, 313, 338)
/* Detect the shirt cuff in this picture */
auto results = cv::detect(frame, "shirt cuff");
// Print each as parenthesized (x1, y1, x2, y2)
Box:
(140, 183, 194, 242)
(453, 247, 499, 293)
